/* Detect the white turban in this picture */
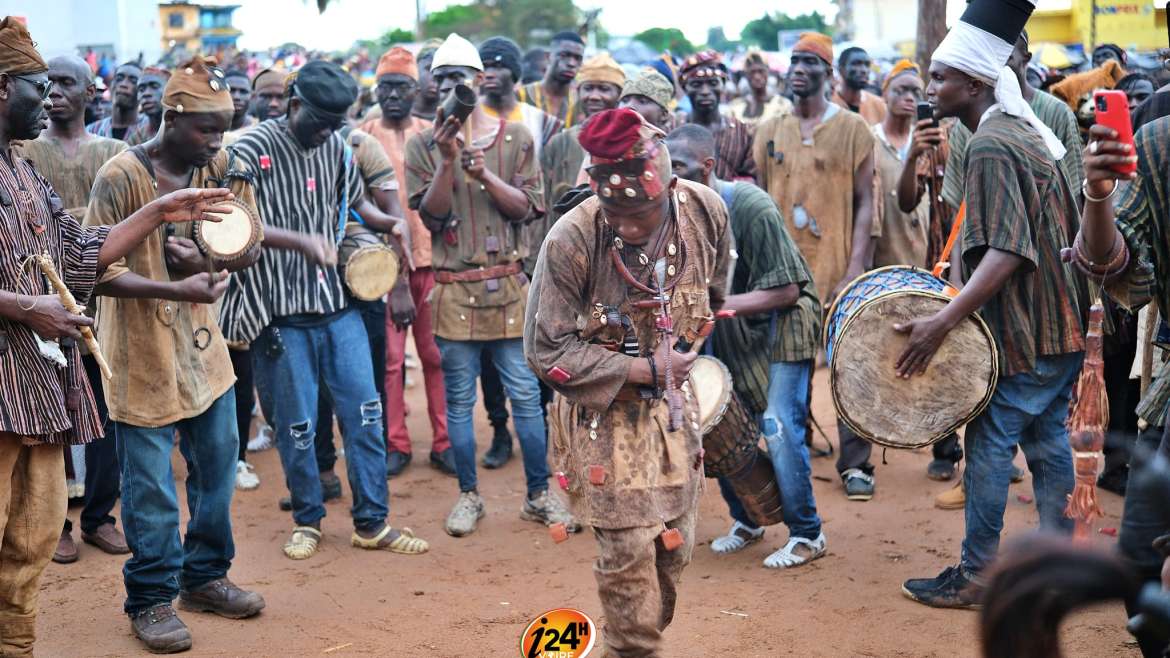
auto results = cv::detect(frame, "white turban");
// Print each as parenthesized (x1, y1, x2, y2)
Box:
(431, 33, 483, 72)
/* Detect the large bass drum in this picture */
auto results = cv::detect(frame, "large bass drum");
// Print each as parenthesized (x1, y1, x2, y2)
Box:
(824, 266, 999, 449)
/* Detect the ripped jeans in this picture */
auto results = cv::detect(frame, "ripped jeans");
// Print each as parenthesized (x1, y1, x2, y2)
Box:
(253, 309, 389, 532)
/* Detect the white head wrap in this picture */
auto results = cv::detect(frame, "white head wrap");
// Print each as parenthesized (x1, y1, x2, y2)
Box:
(431, 33, 483, 72)
(931, 2, 1067, 161)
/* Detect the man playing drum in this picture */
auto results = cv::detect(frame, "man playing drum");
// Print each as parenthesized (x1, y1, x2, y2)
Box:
(665, 124, 827, 570)
(224, 60, 427, 561)
(897, 0, 1086, 609)
(83, 55, 273, 652)
(525, 108, 730, 657)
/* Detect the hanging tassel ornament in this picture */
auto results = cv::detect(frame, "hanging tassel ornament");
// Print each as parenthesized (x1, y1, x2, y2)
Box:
(1065, 299, 1107, 542)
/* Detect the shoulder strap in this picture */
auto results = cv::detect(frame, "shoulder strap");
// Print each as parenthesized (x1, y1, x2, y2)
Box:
(931, 201, 966, 279)
(336, 142, 354, 243)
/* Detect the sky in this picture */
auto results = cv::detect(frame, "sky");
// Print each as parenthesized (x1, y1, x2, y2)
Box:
(230, 0, 1089, 53)
(233, 0, 841, 52)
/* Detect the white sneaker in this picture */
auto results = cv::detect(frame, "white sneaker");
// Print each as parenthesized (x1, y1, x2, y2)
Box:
(246, 425, 274, 452)
(235, 460, 260, 490)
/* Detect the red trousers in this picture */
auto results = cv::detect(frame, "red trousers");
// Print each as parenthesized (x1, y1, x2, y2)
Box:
(385, 267, 450, 454)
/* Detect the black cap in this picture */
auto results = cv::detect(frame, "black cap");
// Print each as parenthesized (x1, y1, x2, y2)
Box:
(292, 60, 357, 116)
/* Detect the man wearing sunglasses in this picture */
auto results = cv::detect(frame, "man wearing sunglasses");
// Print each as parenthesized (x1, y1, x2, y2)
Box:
(0, 18, 240, 654)
(86, 61, 150, 144)
(226, 60, 426, 562)
(14, 55, 129, 568)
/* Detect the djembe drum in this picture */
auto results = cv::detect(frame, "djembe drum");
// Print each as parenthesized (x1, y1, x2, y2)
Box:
(338, 223, 400, 301)
(824, 266, 999, 449)
(691, 356, 784, 527)
(193, 199, 262, 262)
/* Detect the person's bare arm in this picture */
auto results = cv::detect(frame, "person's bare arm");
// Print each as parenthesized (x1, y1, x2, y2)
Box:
(354, 197, 412, 269)
(721, 284, 800, 316)
(261, 227, 337, 266)
(898, 120, 942, 213)
(96, 271, 229, 303)
(0, 292, 92, 340)
(830, 152, 876, 301)
(419, 115, 462, 227)
(893, 248, 1025, 377)
(1079, 124, 1137, 262)
(98, 188, 235, 269)
(461, 148, 532, 221)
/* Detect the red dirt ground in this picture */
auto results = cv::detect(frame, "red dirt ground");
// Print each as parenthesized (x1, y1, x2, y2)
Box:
(39, 368, 1137, 657)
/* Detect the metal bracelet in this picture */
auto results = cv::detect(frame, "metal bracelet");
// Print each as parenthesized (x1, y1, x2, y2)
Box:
(1082, 179, 1118, 204)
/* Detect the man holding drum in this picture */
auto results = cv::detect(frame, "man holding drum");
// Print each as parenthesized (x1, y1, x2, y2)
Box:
(405, 34, 574, 538)
(224, 60, 427, 562)
(83, 55, 269, 653)
(896, 0, 1086, 609)
(665, 124, 827, 570)
(524, 107, 731, 657)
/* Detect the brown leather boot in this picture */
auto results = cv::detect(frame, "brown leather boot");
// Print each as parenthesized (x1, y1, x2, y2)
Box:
(177, 578, 265, 619)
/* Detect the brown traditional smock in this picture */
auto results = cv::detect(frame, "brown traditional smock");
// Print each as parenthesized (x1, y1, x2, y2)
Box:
(524, 179, 731, 529)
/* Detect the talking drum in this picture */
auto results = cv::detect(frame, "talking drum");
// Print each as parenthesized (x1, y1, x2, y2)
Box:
(193, 199, 262, 262)
(338, 223, 400, 301)
(691, 356, 784, 527)
(824, 266, 999, 449)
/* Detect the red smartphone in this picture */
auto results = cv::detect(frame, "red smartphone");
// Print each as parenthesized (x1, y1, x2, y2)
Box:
(1093, 90, 1136, 176)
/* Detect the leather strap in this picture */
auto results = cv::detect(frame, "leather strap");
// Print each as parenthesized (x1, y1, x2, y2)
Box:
(434, 262, 522, 284)
(931, 201, 966, 279)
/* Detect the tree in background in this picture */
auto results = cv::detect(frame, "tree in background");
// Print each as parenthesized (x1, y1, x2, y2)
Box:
(741, 12, 832, 51)
(634, 28, 696, 56)
(707, 27, 737, 53)
(418, 0, 577, 46)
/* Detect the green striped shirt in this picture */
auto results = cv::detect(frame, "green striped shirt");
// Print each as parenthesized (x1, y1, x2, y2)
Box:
(1106, 117, 1170, 423)
(710, 181, 820, 413)
(943, 90, 1084, 211)
(962, 113, 1087, 377)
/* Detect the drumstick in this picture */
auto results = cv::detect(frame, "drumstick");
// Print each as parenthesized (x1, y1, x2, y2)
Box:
(32, 254, 113, 380)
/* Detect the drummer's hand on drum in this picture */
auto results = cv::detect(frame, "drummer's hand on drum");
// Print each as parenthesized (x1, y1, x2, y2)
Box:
(389, 280, 416, 330)
(893, 312, 954, 378)
(299, 234, 338, 268)
(165, 236, 205, 275)
(151, 188, 236, 225)
(652, 336, 698, 388)
(174, 271, 230, 304)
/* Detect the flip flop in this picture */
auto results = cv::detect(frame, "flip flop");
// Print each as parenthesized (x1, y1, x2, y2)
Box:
(283, 526, 322, 560)
(351, 525, 429, 555)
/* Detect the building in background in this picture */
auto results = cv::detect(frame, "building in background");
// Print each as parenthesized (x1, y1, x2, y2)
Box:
(1027, 0, 1167, 52)
(6, 0, 161, 67)
(158, 2, 242, 56)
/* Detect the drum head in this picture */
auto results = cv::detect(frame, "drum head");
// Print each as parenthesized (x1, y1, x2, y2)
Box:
(197, 201, 256, 260)
(831, 292, 998, 449)
(344, 247, 400, 301)
(691, 356, 732, 434)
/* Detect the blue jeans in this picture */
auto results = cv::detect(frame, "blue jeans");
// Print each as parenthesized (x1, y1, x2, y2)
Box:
(434, 337, 549, 495)
(115, 390, 238, 615)
(961, 352, 1082, 574)
(252, 309, 389, 532)
(719, 360, 822, 540)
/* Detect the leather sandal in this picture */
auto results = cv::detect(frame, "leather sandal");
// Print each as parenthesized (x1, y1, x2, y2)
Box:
(351, 525, 429, 555)
(282, 526, 322, 560)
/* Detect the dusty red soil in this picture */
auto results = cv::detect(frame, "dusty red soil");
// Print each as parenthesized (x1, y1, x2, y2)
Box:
(40, 368, 1136, 657)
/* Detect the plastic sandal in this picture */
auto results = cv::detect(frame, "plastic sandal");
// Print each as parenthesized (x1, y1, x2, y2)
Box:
(710, 521, 765, 555)
(351, 525, 429, 555)
(763, 533, 826, 569)
(282, 526, 322, 560)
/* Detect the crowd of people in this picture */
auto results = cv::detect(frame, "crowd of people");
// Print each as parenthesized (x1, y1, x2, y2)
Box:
(2, 0, 1170, 654)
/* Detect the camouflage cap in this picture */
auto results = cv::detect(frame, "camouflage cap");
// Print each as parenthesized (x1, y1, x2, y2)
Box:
(620, 69, 673, 111)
